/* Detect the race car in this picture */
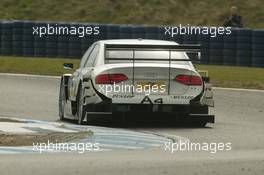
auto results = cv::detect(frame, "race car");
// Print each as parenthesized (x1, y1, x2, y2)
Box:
(59, 39, 214, 126)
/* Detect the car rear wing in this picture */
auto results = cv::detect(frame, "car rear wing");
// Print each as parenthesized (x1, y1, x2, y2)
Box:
(104, 44, 201, 62)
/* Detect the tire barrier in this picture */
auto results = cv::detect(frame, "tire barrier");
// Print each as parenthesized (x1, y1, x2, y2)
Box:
(23, 21, 35, 56)
(0, 20, 263, 67)
(197, 34, 210, 64)
(1, 21, 13, 55)
(145, 26, 159, 40)
(34, 21, 46, 57)
(119, 25, 132, 39)
(236, 28, 252, 66)
(209, 31, 224, 65)
(223, 29, 237, 65)
(252, 29, 264, 67)
(12, 21, 24, 56)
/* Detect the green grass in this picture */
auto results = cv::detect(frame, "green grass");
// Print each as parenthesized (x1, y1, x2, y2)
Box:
(0, 0, 264, 28)
(0, 56, 263, 90)
(196, 64, 264, 89)
(0, 56, 79, 76)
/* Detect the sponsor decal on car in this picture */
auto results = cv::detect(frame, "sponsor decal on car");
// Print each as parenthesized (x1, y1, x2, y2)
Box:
(171, 95, 194, 100)
(112, 94, 135, 98)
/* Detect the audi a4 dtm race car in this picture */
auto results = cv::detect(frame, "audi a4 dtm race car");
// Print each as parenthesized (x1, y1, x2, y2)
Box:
(59, 39, 214, 126)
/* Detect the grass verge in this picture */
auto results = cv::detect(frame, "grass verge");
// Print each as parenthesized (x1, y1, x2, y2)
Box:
(0, 56, 263, 90)
(0, 131, 92, 146)
(0, 56, 79, 76)
(196, 64, 264, 89)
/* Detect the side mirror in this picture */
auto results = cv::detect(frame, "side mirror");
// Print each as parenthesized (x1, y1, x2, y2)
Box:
(63, 63, 73, 70)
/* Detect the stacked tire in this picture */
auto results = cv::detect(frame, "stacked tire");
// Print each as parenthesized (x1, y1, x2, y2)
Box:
(12, 21, 23, 56)
(145, 26, 159, 40)
(23, 21, 35, 56)
(236, 28, 252, 66)
(209, 31, 224, 65)
(119, 25, 132, 39)
(252, 29, 264, 67)
(1, 21, 13, 55)
(197, 34, 210, 64)
(223, 28, 237, 65)
(34, 22, 46, 57)
(158, 26, 167, 41)
(57, 23, 70, 58)
(131, 25, 145, 39)
(106, 24, 119, 39)
(93, 24, 107, 43)
(45, 22, 58, 58)
(68, 23, 82, 58)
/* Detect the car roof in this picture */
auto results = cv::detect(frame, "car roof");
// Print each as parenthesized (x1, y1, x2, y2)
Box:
(97, 39, 179, 45)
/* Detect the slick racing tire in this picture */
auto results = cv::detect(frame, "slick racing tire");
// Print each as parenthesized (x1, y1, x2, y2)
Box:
(77, 83, 86, 125)
(59, 79, 66, 121)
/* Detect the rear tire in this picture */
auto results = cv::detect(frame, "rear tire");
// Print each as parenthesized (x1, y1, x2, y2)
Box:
(77, 83, 86, 125)
(59, 79, 65, 121)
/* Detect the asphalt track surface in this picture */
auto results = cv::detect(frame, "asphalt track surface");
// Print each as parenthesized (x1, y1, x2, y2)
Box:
(0, 73, 264, 175)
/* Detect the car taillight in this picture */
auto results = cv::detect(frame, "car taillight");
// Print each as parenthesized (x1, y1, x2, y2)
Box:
(95, 74, 128, 84)
(175, 74, 202, 86)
